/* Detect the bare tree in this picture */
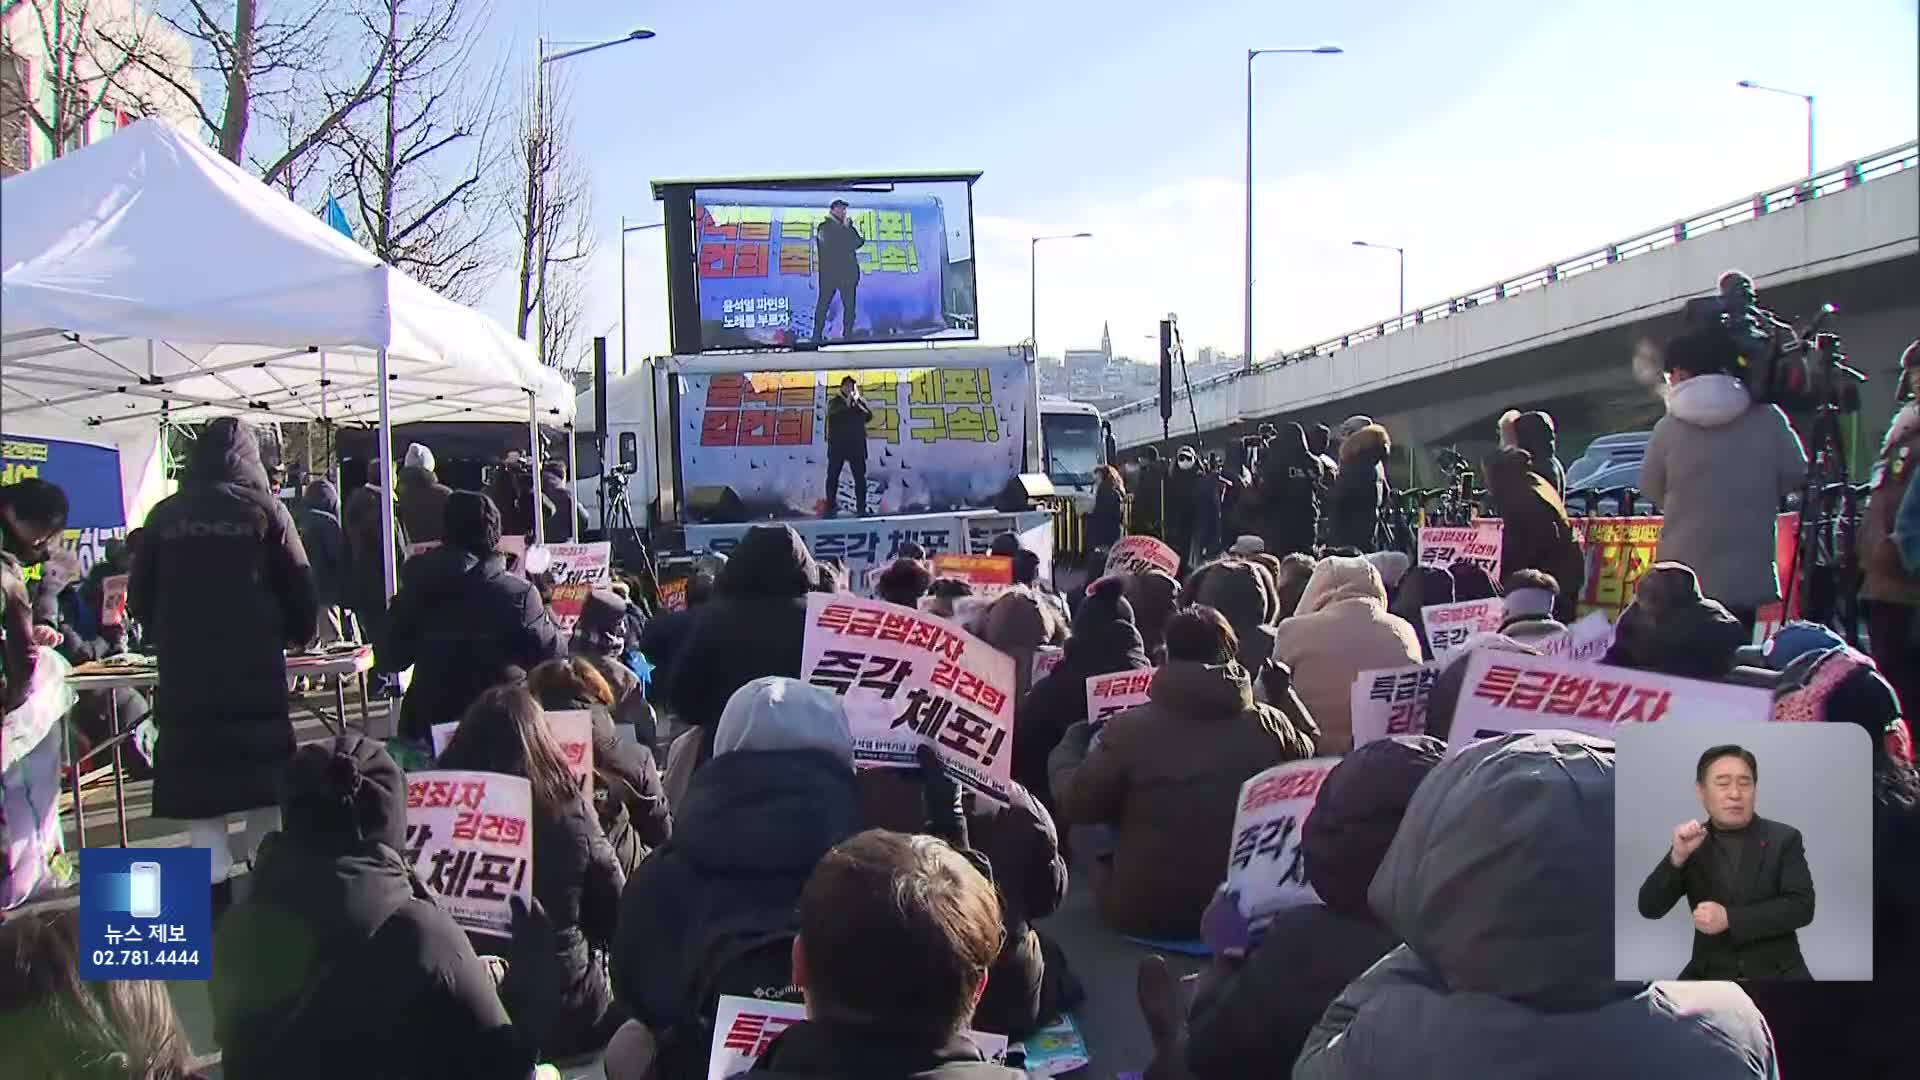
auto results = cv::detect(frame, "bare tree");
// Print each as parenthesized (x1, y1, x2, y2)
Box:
(1, 0, 182, 169)
(506, 63, 594, 368)
(329, 0, 502, 302)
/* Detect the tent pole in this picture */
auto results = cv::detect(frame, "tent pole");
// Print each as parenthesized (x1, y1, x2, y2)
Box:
(566, 422, 578, 541)
(377, 347, 398, 602)
(320, 350, 336, 491)
(529, 391, 545, 546)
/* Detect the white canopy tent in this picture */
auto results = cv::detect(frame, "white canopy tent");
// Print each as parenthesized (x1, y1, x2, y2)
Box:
(1, 120, 574, 596)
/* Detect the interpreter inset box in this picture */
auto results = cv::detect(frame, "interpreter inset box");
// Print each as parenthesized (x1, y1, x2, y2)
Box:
(1613, 722, 1872, 982)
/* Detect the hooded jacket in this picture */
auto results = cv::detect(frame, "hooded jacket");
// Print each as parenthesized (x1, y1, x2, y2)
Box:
(1295, 731, 1780, 1080)
(1186, 736, 1445, 1079)
(1123, 569, 1180, 659)
(1272, 557, 1422, 753)
(1048, 660, 1316, 937)
(1388, 565, 1454, 660)
(396, 446, 453, 546)
(980, 583, 1069, 706)
(343, 473, 409, 615)
(1182, 557, 1281, 675)
(379, 543, 564, 741)
(128, 417, 318, 819)
(1252, 423, 1327, 558)
(1643, 374, 1807, 610)
(1511, 411, 1565, 497)
(296, 479, 349, 612)
(1603, 563, 1747, 680)
(1013, 576, 1149, 808)
(1328, 425, 1391, 552)
(1482, 447, 1585, 622)
(668, 526, 817, 765)
(211, 737, 532, 1080)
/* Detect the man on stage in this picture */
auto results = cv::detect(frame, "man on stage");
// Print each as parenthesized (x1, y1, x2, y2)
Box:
(812, 199, 864, 343)
(1637, 743, 1815, 980)
(825, 376, 872, 517)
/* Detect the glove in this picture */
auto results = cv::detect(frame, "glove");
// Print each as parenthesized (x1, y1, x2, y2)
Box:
(1199, 886, 1252, 959)
(915, 742, 968, 850)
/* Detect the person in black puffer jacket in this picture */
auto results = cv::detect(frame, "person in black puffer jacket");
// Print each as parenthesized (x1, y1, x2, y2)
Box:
(378, 491, 563, 741)
(211, 735, 541, 1080)
(636, 567, 714, 709)
(569, 588, 659, 751)
(295, 480, 350, 642)
(1013, 576, 1150, 809)
(528, 656, 672, 877)
(1602, 563, 1746, 680)
(610, 677, 860, 1080)
(1389, 565, 1455, 661)
(1250, 422, 1327, 559)
(1176, 735, 1445, 1079)
(666, 525, 817, 769)
(1328, 424, 1391, 553)
(395, 443, 452, 548)
(438, 684, 627, 1059)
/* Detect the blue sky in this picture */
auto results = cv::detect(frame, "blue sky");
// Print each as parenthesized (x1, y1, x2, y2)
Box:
(478, 0, 1919, 370)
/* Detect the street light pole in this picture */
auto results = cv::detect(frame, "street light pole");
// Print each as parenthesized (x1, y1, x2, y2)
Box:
(1351, 240, 1406, 318)
(1244, 45, 1342, 372)
(1736, 79, 1815, 178)
(1030, 232, 1093, 362)
(619, 219, 665, 379)
(534, 28, 656, 367)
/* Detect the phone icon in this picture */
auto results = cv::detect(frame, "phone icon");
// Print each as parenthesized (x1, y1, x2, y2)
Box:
(128, 861, 162, 919)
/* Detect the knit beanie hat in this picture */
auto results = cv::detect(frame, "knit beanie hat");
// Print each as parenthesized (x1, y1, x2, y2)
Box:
(1074, 575, 1136, 634)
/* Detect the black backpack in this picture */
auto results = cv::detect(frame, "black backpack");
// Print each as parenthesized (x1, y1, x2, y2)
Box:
(653, 907, 805, 1080)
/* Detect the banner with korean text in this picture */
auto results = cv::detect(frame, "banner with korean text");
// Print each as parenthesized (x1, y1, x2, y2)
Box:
(1418, 598, 1505, 658)
(1448, 652, 1772, 752)
(1531, 611, 1617, 663)
(1106, 534, 1180, 578)
(801, 594, 1018, 803)
(708, 996, 1008, 1080)
(543, 542, 612, 632)
(1226, 758, 1340, 925)
(933, 554, 1013, 597)
(1086, 669, 1155, 725)
(1570, 513, 1799, 632)
(679, 359, 1029, 518)
(1417, 521, 1502, 577)
(401, 770, 533, 938)
(1349, 660, 1444, 748)
(688, 509, 1053, 599)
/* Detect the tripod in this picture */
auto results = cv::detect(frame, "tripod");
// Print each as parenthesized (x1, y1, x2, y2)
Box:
(602, 469, 664, 618)
(1781, 402, 1865, 643)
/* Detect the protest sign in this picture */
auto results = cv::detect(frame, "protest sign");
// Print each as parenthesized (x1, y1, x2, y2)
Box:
(707, 996, 1008, 1080)
(932, 553, 1013, 597)
(1226, 758, 1339, 925)
(401, 770, 532, 938)
(1419, 597, 1506, 658)
(1448, 651, 1772, 752)
(1106, 534, 1179, 578)
(542, 542, 612, 632)
(1417, 520, 1503, 577)
(660, 576, 689, 612)
(1349, 660, 1444, 748)
(100, 574, 128, 627)
(802, 593, 1018, 803)
(1532, 611, 1617, 663)
(1086, 669, 1155, 725)
(430, 721, 458, 759)
(1031, 645, 1064, 683)
(543, 708, 594, 792)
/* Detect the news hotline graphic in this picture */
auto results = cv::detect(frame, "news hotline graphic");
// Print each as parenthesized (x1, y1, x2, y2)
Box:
(1349, 660, 1444, 749)
(801, 593, 1018, 804)
(1418, 598, 1506, 658)
(79, 847, 212, 980)
(707, 996, 1009, 1080)
(1086, 669, 1155, 725)
(1416, 520, 1503, 578)
(1105, 535, 1181, 578)
(1226, 758, 1339, 926)
(401, 770, 534, 938)
(680, 359, 1030, 519)
(1448, 651, 1772, 752)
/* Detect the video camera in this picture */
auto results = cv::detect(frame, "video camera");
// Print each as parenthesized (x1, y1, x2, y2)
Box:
(1682, 271, 1867, 413)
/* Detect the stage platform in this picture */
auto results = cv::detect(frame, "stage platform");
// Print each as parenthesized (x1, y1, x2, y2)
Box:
(683, 507, 1055, 591)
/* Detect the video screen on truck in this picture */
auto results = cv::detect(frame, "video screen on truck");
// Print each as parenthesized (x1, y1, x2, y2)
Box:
(683, 177, 979, 351)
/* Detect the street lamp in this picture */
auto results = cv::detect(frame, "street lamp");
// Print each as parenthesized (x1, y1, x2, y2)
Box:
(619, 218, 665, 379)
(1736, 79, 1815, 178)
(1030, 232, 1093, 361)
(1351, 240, 1406, 318)
(535, 28, 656, 369)
(1246, 44, 1342, 372)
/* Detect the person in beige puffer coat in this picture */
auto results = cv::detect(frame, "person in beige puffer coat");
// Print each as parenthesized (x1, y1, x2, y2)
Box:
(1271, 556, 1421, 753)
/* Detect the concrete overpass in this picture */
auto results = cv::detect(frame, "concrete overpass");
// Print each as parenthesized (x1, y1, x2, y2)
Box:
(1107, 142, 1919, 479)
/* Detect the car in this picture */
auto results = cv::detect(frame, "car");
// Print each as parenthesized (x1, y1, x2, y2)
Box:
(1565, 430, 1650, 492)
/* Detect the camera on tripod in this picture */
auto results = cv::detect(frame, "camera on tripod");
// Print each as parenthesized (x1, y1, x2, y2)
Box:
(1682, 271, 1867, 414)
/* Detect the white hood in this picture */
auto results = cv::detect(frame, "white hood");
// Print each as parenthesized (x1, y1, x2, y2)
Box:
(713, 676, 854, 764)
(1664, 374, 1751, 428)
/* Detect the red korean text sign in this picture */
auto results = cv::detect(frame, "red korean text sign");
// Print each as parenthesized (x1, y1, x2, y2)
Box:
(1348, 660, 1444, 748)
(1085, 669, 1156, 725)
(1226, 758, 1339, 925)
(1417, 520, 1503, 577)
(707, 996, 1007, 1080)
(932, 553, 1013, 596)
(402, 770, 533, 938)
(1418, 597, 1505, 659)
(1105, 534, 1180, 578)
(801, 594, 1019, 803)
(543, 542, 613, 632)
(1448, 651, 1773, 752)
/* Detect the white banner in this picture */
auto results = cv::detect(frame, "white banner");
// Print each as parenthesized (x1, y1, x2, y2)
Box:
(1417, 520, 1503, 578)
(1226, 758, 1339, 925)
(708, 996, 1008, 1080)
(1030, 645, 1064, 684)
(1449, 652, 1772, 752)
(686, 510, 1053, 597)
(679, 361, 1031, 519)
(1419, 597, 1506, 658)
(801, 593, 1018, 803)
(1532, 611, 1617, 663)
(543, 542, 612, 633)
(402, 770, 533, 938)
(1086, 669, 1155, 725)
(1349, 660, 1444, 748)
(1105, 534, 1179, 578)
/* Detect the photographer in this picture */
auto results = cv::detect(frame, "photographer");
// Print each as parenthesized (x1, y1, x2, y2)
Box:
(1641, 329, 1807, 635)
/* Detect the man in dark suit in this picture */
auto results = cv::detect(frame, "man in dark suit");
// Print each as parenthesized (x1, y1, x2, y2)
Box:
(1638, 743, 1815, 980)
(824, 376, 872, 517)
(811, 199, 864, 342)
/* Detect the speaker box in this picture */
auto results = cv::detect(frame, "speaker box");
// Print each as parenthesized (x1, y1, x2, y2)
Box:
(996, 473, 1056, 511)
(685, 484, 747, 524)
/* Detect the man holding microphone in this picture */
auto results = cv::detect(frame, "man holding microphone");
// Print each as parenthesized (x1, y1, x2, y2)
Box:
(811, 199, 865, 343)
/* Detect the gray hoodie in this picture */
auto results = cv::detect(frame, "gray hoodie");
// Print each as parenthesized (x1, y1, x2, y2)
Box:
(1641, 374, 1806, 610)
(1294, 731, 1779, 1080)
